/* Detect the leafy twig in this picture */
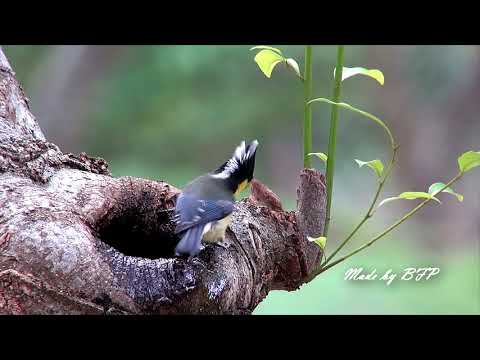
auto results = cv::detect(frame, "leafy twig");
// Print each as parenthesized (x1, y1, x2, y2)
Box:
(324, 145, 399, 265)
(316, 172, 463, 275)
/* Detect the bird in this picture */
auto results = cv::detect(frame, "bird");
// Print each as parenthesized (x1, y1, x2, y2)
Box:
(174, 140, 259, 257)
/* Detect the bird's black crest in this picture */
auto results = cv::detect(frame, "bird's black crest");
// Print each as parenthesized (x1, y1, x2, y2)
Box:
(212, 140, 259, 190)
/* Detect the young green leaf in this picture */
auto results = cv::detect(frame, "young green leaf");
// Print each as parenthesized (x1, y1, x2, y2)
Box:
(378, 192, 441, 208)
(334, 67, 385, 85)
(250, 46, 283, 55)
(398, 192, 441, 201)
(308, 236, 327, 249)
(308, 152, 328, 164)
(307, 98, 395, 150)
(458, 151, 480, 173)
(285, 58, 302, 79)
(253, 49, 285, 78)
(428, 182, 464, 202)
(355, 159, 384, 178)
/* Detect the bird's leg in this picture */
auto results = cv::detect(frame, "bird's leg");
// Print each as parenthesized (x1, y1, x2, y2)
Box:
(213, 237, 229, 250)
(214, 227, 231, 250)
(189, 255, 207, 269)
(189, 254, 217, 274)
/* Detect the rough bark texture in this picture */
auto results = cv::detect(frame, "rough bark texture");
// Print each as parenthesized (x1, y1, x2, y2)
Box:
(0, 47, 326, 315)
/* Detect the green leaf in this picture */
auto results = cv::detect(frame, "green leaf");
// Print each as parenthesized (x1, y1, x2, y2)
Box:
(307, 98, 395, 149)
(428, 182, 464, 202)
(250, 46, 283, 55)
(308, 236, 327, 249)
(285, 58, 302, 79)
(458, 150, 480, 173)
(335, 67, 385, 85)
(308, 152, 328, 163)
(398, 192, 441, 201)
(378, 192, 441, 208)
(355, 159, 384, 178)
(253, 49, 285, 78)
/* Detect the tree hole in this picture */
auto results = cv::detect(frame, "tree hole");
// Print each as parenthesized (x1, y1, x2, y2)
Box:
(95, 190, 180, 259)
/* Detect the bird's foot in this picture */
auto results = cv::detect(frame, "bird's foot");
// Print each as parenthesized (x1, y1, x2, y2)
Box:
(190, 256, 205, 267)
(189, 256, 216, 274)
(213, 240, 229, 250)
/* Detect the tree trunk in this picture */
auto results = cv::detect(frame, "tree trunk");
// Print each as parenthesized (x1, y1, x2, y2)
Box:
(0, 47, 326, 315)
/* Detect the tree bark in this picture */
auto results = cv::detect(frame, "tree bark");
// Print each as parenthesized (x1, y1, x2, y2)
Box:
(0, 47, 326, 315)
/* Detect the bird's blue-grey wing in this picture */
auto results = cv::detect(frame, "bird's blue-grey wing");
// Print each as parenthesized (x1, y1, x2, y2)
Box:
(175, 225, 206, 256)
(174, 195, 234, 234)
(174, 196, 234, 256)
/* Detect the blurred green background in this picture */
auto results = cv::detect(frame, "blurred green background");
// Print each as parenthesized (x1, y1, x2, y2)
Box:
(3, 45, 478, 314)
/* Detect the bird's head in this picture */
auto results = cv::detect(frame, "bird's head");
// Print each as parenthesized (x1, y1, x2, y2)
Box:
(211, 140, 259, 196)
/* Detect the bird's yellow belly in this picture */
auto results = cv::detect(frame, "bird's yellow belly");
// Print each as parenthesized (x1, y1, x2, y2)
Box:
(202, 214, 232, 243)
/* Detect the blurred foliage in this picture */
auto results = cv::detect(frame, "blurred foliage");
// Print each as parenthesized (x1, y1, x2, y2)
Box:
(3, 45, 478, 314)
(255, 229, 479, 314)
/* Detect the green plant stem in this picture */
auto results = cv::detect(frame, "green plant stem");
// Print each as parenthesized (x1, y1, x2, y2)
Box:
(303, 45, 313, 168)
(306, 98, 398, 268)
(304, 172, 462, 284)
(323, 146, 398, 265)
(316, 172, 463, 275)
(323, 45, 345, 237)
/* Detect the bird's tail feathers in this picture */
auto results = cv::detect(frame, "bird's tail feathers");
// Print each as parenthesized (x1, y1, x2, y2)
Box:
(175, 224, 205, 257)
